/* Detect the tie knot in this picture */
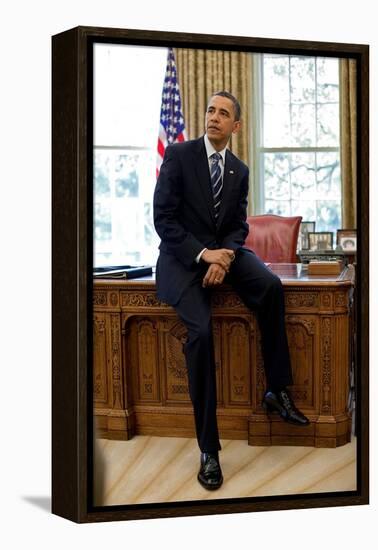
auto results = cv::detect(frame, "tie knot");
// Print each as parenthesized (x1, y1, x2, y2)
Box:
(211, 152, 221, 163)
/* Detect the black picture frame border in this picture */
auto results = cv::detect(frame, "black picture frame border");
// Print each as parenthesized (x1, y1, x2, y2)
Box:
(52, 25, 369, 523)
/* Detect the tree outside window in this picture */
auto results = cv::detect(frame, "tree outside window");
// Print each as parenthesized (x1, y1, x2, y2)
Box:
(257, 54, 341, 243)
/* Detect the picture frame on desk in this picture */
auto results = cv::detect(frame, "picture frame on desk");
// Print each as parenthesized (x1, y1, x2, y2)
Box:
(299, 220, 316, 250)
(308, 231, 334, 251)
(337, 229, 357, 252)
(52, 26, 369, 524)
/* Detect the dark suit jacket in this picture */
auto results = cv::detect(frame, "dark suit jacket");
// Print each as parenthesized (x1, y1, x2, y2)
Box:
(153, 136, 250, 305)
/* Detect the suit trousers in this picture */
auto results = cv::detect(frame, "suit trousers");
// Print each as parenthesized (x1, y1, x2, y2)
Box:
(173, 248, 293, 453)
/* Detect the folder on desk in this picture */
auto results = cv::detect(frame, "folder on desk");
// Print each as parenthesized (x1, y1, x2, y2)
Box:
(93, 265, 153, 279)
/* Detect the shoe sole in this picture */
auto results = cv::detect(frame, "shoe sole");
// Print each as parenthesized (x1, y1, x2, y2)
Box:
(262, 400, 310, 426)
(197, 473, 223, 490)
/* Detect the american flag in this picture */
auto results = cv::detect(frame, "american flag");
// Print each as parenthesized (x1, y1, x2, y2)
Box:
(156, 48, 186, 177)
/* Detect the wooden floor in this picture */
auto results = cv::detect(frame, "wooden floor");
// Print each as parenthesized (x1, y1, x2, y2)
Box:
(93, 435, 357, 506)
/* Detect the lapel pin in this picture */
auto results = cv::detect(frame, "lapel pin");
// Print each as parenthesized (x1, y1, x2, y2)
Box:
(229, 170, 234, 174)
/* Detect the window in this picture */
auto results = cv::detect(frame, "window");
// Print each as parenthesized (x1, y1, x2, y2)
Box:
(94, 48, 342, 267)
(93, 44, 168, 267)
(253, 54, 341, 243)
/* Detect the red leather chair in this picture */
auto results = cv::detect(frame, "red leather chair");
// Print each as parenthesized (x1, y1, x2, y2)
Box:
(244, 214, 302, 263)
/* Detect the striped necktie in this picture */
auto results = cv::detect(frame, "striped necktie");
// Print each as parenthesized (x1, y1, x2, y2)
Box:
(210, 152, 223, 220)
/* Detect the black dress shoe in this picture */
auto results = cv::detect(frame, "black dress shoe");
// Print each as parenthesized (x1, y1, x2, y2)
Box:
(197, 452, 223, 490)
(262, 388, 310, 426)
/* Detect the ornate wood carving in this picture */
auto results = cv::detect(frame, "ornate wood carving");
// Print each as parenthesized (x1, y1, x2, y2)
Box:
(290, 389, 308, 401)
(94, 317, 106, 335)
(286, 316, 315, 407)
(166, 321, 187, 382)
(121, 292, 166, 308)
(169, 321, 187, 346)
(321, 317, 332, 413)
(170, 384, 189, 394)
(165, 319, 190, 401)
(255, 325, 265, 409)
(335, 292, 347, 307)
(225, 319, 251, 405)
(93, 270, 353, 446)
(321, 293, 332, 308)
(123, 317, 161, 404)
(93, 314, 108, 403)
(285, 292, 319, 308)
(212, 292, 244, 308)
(286, 315, 315, 335)
(137, 319, 160, 401)
(93, 291, 107, 306)
(110, 292, 119, 307)
(110, 314, 122, 409)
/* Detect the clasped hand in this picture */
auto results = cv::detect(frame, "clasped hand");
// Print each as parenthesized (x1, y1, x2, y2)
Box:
(201, 248, 235, 288)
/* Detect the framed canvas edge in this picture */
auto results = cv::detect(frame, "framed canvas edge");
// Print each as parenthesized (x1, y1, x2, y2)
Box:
(52, 25, 369, 524)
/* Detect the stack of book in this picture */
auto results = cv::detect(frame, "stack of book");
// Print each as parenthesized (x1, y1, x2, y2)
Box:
(307, 260, 343, 276)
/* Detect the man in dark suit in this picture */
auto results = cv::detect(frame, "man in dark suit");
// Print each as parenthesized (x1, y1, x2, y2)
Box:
(153, 91, 309, 491)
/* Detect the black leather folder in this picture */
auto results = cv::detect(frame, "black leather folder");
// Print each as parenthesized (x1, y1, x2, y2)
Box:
(93, 265, 153, 279)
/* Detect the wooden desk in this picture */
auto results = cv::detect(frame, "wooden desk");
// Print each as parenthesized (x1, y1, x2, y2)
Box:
(93, 263, 354, 448)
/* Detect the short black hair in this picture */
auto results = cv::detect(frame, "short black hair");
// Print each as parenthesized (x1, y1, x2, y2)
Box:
(211, 91, 241, 121)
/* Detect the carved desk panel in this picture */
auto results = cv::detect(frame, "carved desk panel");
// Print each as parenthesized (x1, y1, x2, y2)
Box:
(93, 264, 354, 448)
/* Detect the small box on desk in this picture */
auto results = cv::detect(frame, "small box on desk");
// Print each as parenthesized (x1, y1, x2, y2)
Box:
(307, 260, 343, 275)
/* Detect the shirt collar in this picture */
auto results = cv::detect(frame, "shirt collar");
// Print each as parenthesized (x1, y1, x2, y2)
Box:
(204, 133, 227, 164)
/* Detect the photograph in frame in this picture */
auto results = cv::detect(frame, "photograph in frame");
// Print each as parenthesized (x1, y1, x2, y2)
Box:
(308, 231, 334, 251)
(52, 26, 369, 523)
(337, 228, 357, 251)
(298, 220, 316, 250)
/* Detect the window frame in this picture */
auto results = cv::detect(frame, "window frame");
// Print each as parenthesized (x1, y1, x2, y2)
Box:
(251, 52, 341, 229)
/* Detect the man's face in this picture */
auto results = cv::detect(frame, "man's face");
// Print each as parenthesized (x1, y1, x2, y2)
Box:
(205, 95, 241, 148)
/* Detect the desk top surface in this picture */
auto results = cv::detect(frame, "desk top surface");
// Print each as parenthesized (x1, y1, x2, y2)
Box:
(94, 263, 355, 288)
